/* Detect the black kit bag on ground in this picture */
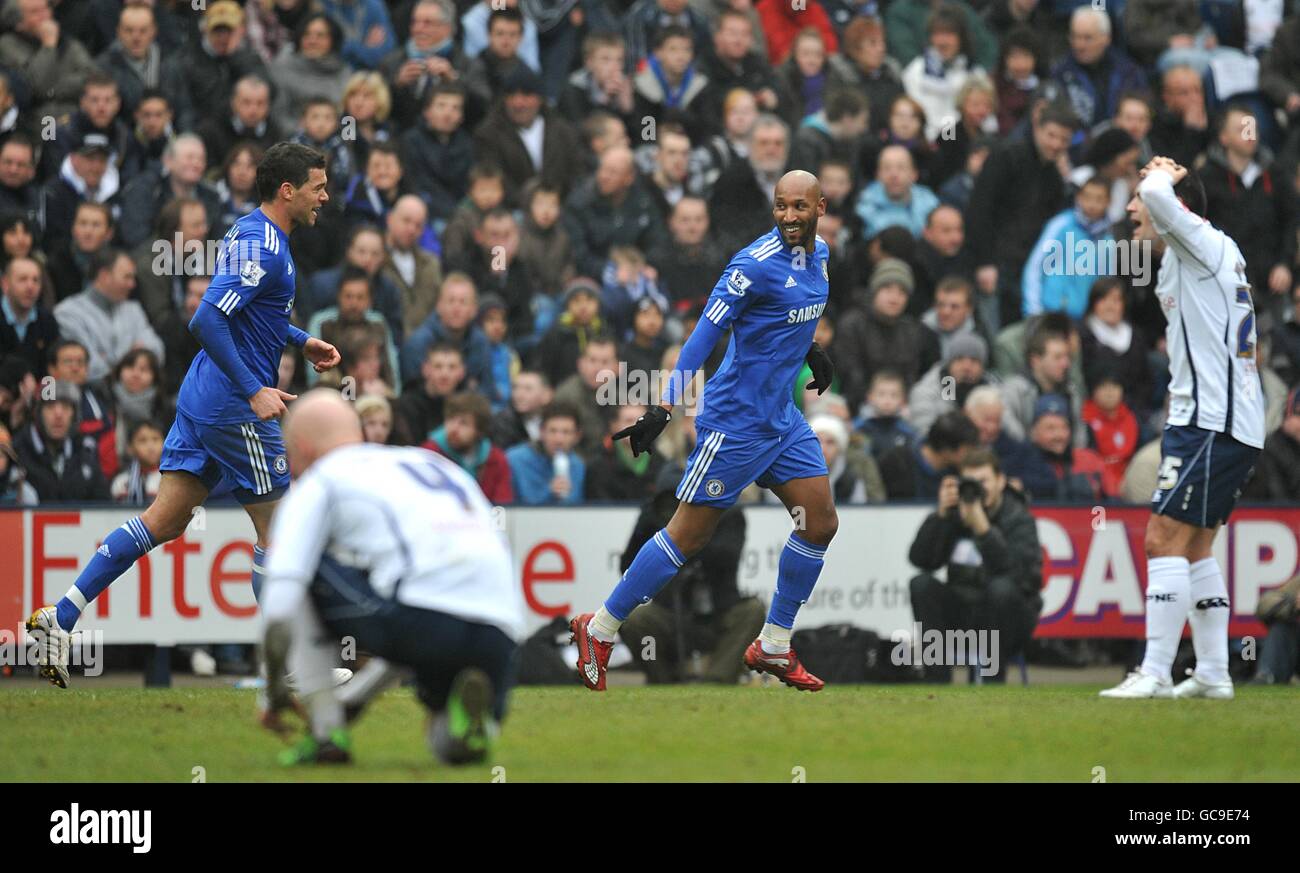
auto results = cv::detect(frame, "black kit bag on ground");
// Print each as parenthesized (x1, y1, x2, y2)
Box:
(515, 616, 581, 685)
(791, 624, 879, 683)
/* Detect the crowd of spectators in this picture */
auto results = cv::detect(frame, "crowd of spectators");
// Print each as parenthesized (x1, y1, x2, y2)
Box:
(2, 0, 1300, 510)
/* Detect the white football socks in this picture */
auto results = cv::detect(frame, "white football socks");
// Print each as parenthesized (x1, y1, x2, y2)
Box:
(1139, 556, 1190, 684)
(588, 607, 621, 644)
(759, 623, 792, 655)
(1187, 558, 1231, 684)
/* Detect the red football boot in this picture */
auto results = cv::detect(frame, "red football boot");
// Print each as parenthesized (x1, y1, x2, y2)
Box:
(570, 613, 614, 691)
(744, 640, 825, 692)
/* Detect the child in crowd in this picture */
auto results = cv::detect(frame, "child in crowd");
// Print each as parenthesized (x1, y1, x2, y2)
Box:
(425, 391, 514, 504)
(517, 179, 574, 299)
(1022, 175, 1112, 319)
(110, 420, 164, 504)
(290, 96, 353, 193)
(601, 245, 669, 338)
(478, 293, 519, 413)
(1081, 368, 1139, 498)
(439, 162, 507, 263)
(356, 393, 395, 445)
(623, 296, 671, 377)
(854, 369, 918, 460)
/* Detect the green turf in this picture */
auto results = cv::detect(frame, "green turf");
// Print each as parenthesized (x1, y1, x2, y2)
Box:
(2, 684, 1297, 782)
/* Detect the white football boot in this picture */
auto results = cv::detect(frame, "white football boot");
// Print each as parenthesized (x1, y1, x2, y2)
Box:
(1099, 670, 1173, 698)
(1172, 670, 1234, 700)
(25, 606, 71, 689)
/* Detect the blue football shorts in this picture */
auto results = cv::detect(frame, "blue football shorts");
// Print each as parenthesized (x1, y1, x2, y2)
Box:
(676, 417, 828, 508)
(1151, 424, 1259, 528)
(160, 409, 290, 504)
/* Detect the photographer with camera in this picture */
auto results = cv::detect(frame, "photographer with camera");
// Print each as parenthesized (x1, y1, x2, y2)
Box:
(618, 467, 764, 684)
(907, 449, 1043, 682)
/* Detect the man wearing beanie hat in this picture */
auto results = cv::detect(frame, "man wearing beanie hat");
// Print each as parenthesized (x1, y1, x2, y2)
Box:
(908, 331, 999, 434)
(870, 256, 913, 295)
(834, 256, 939, 406)
(1018, 392, 1104, 503)
(12, 381, 108, 502)
(944, 323, 990, 368)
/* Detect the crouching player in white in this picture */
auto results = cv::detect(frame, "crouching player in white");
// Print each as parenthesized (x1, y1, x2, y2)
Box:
(1100, 157, 1264, 700)
(258, 390, 523, 765)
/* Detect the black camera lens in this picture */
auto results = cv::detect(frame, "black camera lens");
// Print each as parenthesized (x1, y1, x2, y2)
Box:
(958, 478, 985, 503)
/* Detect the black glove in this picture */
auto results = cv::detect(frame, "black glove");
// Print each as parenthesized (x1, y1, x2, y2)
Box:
(612, 404, 671, 457)
(804, 342, 835, 395)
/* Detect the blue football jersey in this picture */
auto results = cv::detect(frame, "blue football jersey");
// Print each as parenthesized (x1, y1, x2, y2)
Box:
(177, 209, 297, 424)
(694, 229, 830, 437)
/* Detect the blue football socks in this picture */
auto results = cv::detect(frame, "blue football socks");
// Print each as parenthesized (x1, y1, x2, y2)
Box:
(55, 517, 157, 632)
(604, 529, 685, 621)
(766, 532, 827, 629)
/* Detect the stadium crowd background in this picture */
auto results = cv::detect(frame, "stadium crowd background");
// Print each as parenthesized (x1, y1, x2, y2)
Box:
(1, 0, 1300, 510)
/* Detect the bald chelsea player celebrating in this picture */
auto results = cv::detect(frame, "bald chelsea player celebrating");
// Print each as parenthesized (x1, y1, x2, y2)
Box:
(571, 169, 841, 692)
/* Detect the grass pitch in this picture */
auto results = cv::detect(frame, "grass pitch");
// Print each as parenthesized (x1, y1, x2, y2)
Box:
(2, 684, 1297, 782)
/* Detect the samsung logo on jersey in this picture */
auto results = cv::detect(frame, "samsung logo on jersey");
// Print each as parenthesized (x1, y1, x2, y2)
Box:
(787, 302, 826, 324)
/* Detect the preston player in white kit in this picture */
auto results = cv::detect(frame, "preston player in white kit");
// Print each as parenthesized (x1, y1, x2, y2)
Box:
(1101, 157, 1264, 700)
(258, 390, 523, 764)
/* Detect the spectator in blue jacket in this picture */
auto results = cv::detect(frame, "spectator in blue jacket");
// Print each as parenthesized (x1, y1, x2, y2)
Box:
(855, 143, 938, 238)
(1021, 175, 1112, 319)
(477, 293, 518, 413)
(400, 272, 494, 393)
(506, 400, 586, 505)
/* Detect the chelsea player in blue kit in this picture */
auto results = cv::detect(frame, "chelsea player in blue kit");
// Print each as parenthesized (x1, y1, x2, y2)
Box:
(571, 170, 839, 692)
(27, 143, 341, 687)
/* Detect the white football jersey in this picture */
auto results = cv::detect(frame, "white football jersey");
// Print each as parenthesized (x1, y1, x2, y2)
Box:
(1140, 169, 1265, 449)
(264, 443, 523, 640)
